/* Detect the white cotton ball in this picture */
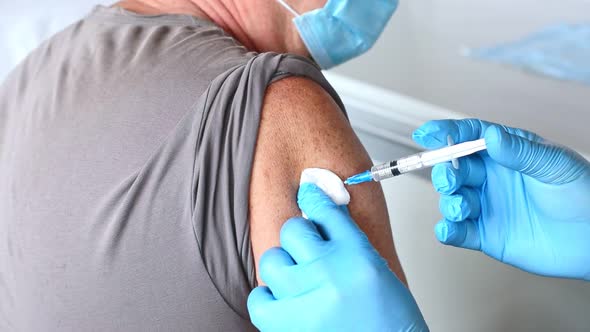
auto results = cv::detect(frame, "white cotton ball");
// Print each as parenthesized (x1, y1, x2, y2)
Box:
(299, 168, 351, 218)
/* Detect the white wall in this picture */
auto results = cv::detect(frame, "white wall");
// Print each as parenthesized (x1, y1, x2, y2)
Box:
(333, 0, 590, 155)
(0, 1, 110, 80)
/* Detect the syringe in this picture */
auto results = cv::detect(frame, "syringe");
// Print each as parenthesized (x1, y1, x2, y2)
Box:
(344, 138, 487, 185)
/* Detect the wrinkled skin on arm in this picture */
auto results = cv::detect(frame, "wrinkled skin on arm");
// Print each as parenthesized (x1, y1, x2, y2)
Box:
(249, 77, 406, 285)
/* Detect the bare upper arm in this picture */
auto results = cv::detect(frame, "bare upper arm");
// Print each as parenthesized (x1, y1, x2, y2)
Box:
(249, 76, 406, 285)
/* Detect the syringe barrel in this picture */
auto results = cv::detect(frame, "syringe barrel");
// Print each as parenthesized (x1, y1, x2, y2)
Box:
(371, 154, 426, 181)
(370, 139, 487, 182)
(371, 161, 400, 182)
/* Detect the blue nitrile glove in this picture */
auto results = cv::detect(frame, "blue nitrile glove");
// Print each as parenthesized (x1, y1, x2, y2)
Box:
(247, 183, 428, 332)
(413, 119, 590, 281)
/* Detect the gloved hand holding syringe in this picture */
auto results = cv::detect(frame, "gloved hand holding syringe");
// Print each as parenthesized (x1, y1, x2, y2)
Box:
(345, 137, 488, 185)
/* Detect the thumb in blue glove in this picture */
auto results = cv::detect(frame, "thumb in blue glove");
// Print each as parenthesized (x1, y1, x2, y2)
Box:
(247, 183, 428, 331)
(413, 119, 590, 281)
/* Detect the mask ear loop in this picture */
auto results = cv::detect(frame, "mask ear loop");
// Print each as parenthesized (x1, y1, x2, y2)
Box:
(275, 0, 301, 17)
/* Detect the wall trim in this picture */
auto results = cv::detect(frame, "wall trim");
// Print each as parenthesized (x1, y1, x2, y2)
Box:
(324, 72, 467, 164)
(324, 72, 590, 163)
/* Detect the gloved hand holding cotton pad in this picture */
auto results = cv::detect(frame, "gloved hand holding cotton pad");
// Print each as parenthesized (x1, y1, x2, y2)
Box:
(299, 168, 350, 218)
(249, 168, 429, 331)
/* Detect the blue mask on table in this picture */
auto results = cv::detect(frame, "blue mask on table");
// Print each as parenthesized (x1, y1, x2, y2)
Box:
(276, 0, 398, 69)
(465, 23, 590, 86)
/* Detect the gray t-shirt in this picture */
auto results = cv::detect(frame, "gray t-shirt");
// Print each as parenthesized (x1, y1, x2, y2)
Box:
(0, 5, 344, 331)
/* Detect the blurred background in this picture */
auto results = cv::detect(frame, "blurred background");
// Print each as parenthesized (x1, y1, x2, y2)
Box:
(335, 0, 590, 156)
(334, 1, 590, 330)
(2, 1, 589, 331)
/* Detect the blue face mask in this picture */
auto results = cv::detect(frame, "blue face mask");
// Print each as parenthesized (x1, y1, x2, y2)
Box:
(276, 0, 398, 69)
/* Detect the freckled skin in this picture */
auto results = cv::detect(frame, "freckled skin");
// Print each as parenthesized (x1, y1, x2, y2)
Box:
(249, 77, 407, 286)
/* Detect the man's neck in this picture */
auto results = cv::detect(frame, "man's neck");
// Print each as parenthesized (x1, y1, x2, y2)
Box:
(114, 0, 257, 50)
